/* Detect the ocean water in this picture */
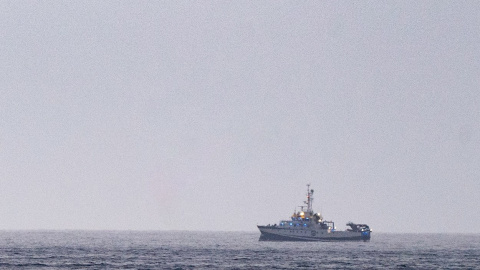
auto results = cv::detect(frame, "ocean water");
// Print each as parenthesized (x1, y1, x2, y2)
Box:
(0, 231, 479, 269)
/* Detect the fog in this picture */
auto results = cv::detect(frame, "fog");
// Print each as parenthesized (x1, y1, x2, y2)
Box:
(1, 1, 479, 233)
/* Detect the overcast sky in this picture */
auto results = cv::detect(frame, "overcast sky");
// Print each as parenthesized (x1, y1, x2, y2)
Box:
(1, 1, 479, 233)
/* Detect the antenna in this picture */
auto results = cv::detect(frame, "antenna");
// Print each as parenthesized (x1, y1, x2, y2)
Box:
(306, 183, 313, 213)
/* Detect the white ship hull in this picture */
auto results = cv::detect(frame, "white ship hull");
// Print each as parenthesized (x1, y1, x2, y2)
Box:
(258, 226, 370, 241)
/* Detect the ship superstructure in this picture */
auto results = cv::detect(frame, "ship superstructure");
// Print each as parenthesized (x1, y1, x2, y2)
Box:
(257, 184, 371, 241)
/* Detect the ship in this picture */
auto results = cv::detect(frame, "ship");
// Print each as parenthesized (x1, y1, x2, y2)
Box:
(257, 184, 371, 241)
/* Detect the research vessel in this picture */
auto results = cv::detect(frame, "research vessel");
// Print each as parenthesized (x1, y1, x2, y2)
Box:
(257, 184, 371, 241)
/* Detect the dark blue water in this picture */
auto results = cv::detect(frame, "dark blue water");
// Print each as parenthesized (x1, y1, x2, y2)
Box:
(0, 231, 479, 269)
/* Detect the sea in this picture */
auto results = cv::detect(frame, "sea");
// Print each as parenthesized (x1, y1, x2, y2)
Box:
(0, 231, 479, 269)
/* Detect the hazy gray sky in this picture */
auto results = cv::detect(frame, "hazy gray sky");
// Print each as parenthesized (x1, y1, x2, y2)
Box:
(1, 1, 479, 233)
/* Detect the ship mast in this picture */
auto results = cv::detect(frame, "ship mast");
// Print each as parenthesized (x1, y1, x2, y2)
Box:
(305, 184, 314, 213)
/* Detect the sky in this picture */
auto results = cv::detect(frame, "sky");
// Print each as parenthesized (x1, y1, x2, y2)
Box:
(1, 1, 479, 233)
